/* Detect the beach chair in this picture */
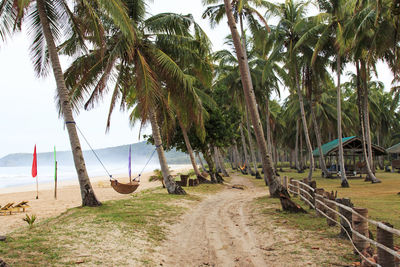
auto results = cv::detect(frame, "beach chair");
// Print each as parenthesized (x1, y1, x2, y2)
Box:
(0, 203, 14, 215)
(12, 201, 30, 212)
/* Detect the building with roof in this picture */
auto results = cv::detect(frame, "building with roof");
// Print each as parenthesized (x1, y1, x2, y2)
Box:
(312, 136, 387, 177)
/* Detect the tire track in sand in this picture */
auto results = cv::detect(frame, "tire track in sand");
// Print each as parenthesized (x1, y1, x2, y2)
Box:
(159, 175, 268, 267)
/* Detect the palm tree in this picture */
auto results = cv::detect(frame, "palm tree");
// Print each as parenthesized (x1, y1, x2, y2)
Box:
(0, 0, 135, 206)
(222, 0, 287, 197)
(64, 3, 210, 194)
(268, 0, 315, 182)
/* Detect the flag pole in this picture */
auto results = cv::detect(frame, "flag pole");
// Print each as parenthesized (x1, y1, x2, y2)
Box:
(54, 161, 58, 199)
(36, 176, 39, 199)
(54, 146, 57, 199)
(32, 144, 38, 199)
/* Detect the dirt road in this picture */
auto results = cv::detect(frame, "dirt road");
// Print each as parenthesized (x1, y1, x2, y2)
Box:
(158, 175, 349, 267)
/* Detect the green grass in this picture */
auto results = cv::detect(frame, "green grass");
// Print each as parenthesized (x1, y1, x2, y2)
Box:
(0, 183, 227, 266)
(243, 167, 400, 246)
(279, 168, 400, 230)
(252, 194, 358, 264)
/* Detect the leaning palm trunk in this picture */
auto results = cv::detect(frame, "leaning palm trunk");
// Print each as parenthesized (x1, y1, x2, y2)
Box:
(149, 109, 186, 194)
(240, 124, 251, 174)
(196, 152, 207, 172)
(224, 0, 287, 197)
(294, 64, 314, 182)
(310, 101, 329, 177)
(36, 0, 100, 207)
(215, 147, 229, 177)
(295, 120, 300, 171)
(357, 61, 380, 183)
(245, 107, 260, 177)
(265, 97, 274, 161)
(234, 143, 241, 168)
(336, 54, 349, 187)
(176, 115, 208, 183)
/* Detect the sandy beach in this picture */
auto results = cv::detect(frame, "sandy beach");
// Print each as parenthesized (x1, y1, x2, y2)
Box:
(0, 164, 192, 234)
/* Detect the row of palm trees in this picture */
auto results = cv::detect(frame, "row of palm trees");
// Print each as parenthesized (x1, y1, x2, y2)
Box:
(1, 0, 399, 206)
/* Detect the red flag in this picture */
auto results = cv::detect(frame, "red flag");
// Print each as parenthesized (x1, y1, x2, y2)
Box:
(32, 145, 37, 178)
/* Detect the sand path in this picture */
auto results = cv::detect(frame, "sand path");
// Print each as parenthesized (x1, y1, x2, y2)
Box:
(158, 174, 348, 267)
(159, 174, 267, 267)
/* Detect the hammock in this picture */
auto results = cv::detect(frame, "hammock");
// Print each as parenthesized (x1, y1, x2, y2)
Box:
(110, 180, 140, 194)
(69, 121, 158, 195)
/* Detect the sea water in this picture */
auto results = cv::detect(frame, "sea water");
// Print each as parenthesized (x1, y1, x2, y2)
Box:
(0, 162, 161, 189)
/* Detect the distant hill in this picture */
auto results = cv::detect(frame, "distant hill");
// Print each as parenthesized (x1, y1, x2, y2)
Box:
(0, 141, 190, 167)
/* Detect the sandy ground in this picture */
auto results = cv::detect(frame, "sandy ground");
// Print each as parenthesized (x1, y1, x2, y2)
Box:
(0, 164, 192, 235)
(157, 175, 349, 267)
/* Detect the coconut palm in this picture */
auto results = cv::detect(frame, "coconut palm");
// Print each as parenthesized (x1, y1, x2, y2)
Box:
(267, 0, 316, 182)
(220, 0, 287, 197)
(64, 1, 211, 194)
(0, 0, 135, 206)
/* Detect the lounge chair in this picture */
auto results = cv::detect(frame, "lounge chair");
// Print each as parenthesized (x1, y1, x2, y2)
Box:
(12, 201, 30, 212)
(0, 203, 14, 215)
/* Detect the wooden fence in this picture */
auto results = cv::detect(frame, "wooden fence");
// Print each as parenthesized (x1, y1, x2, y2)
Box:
(282, 176, 400, 267)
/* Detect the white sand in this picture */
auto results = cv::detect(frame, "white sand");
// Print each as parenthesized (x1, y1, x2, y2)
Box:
(0, 164, 192, 234)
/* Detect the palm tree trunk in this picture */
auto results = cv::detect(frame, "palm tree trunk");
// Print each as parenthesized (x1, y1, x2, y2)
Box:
(234, 143, 241, 168)
(240, 124, 251, 174)
(357, 61, 380, 183)
(223, 0, 287, 197)
(310, 101, 329, 177)
(149, 109, 186, 194)
(336, 54, 349, 187)
(203, 148, 220, 183)
(295, 119, 300, 171)
(294, 63, 314, 182)
(176, 115, 209, 183)
(265, 98, 274, 160)
(36, 0, 100, 207)
(245, 106, 260, 176)
(215, 147, 229, 177)
(196, 152, 207, 172)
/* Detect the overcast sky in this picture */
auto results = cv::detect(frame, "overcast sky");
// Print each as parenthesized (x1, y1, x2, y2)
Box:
(0, 0, 393, 158)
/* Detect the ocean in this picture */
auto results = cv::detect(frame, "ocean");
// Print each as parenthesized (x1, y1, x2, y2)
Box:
(0, 162, 161, 189)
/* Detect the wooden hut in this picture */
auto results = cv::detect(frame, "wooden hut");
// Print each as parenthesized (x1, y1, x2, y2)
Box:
(387, 143, 400, 172)
(313, 136, 387, 177)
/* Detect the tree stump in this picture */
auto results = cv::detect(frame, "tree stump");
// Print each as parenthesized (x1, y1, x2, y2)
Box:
(352, 207, 369, 254)
(336, 198, 354, 239)
(324, 191, 337, 227)
(279, 193, 307, 213)
(377, 222, 395, 267)
(282, 176, 288, 190)
(0, 259, 9, 267)
(292, 180, 299, 197)
(179, 175, 189, 187)
(308, 181, 317, 208)
(315, 188, 325, 217)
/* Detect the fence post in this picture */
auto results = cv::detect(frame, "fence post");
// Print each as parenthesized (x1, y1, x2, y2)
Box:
(283, 176, 288, 190)
(352, 207, 369, 253)
(323, 191, 337, 227)
(315, 188, 325, 217)
(302, 178, 308, 202)
(292, 180, 299, 197)
(336, 198, 354, 239)
(308, 180, 316, 209)
(377, 222, 395, 267)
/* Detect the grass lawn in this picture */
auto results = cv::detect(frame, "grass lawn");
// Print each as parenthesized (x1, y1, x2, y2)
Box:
(246, 167, 400, 246)
(0, 182, 227, 266)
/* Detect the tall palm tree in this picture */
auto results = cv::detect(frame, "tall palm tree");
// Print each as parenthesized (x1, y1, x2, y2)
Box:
(0, 0, 135, 206)
(64, 3, 210, 194)
(268, 0, 315, 182)
(222, 0, 287, 197)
